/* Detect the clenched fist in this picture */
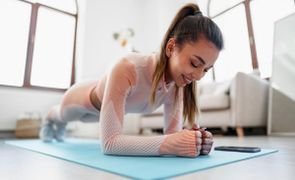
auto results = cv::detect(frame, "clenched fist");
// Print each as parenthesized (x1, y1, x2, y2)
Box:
(192, 124, 214, 155)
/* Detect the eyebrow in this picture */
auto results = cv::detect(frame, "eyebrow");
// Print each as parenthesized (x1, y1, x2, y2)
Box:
(193, 55, 206, 65)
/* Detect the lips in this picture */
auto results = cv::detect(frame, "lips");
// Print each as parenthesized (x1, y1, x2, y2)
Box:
(182, 75, 192, 85)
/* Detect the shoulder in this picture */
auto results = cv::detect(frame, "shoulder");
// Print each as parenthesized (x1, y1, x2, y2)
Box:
(121, 52, 157, 67)
(109, 52, 158, 84)
(108, 53, 145, 85)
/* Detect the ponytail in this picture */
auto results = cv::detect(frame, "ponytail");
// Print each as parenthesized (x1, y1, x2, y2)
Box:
(150, 3, 223, 127)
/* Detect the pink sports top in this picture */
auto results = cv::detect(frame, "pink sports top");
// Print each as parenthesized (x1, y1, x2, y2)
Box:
(94, 53, 197, 157)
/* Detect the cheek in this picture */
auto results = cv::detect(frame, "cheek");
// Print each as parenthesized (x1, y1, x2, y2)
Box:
(169, 56, 180, 72)
(169, 54, 190, 77)
(172, 56, 187, 70)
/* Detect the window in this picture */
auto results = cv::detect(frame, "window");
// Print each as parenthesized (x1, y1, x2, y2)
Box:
(250, 0, 295, 78)
(0, 0, 31, 86)
(206, 0, 295, 82)
(31, 7, 76, 89)
(209, 0, 244, 17)
(26, 0, 77, 14)
(213, 4, 252, 82)
(0, 0, 77, 90)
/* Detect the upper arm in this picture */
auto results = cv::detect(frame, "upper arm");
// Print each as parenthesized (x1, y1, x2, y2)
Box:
(99, 59, 136, 145)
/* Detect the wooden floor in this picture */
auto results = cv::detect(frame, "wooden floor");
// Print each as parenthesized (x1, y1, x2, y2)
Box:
(1, 135, 294, 180)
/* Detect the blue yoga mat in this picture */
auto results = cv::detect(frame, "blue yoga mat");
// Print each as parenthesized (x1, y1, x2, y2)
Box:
(5, 138, 277, 179)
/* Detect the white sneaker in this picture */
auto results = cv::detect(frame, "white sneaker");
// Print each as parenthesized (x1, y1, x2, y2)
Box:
(39, 121, 54, 142)
(54, 122, 67, 142)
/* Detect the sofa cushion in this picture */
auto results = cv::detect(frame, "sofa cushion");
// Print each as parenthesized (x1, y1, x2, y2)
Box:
(213, 81, 231, 95)
(200, 80, 231, 95)
(198, 80, 231, 111)
(199, 93, 230, 111)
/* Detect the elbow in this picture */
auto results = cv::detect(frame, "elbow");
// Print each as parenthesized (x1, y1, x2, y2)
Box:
(99, 126, 121, 155)
(100, 136, 117, 155)
(100, 144, 109, 155)
(100, 139, 111, 155)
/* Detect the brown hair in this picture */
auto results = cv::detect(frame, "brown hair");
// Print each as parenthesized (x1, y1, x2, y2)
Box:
(150, 3, 224, 127)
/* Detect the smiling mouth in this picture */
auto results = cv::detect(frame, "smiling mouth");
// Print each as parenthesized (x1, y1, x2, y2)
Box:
(182, 75, 192, 85)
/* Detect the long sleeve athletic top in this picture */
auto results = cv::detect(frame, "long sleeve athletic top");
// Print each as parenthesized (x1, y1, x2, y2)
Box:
(94, 53, 197, 157)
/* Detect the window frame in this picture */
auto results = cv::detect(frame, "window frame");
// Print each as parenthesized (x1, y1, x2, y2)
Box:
(208, 0, 259, 81)
(0, 0, 78, 91)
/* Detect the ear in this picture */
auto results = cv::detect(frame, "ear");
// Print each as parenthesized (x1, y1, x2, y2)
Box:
(165, 38, 176, 58)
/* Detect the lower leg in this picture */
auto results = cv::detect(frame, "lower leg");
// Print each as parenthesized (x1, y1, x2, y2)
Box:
(40, 105, 67, 142)
(39, 119, 54, 142)
(40, 104, 100, 142)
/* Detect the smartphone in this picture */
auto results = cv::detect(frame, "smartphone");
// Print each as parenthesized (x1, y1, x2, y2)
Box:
(214, 146, 261, 153)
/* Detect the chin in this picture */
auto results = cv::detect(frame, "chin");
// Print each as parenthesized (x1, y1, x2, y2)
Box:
(175, 82, 186, 88)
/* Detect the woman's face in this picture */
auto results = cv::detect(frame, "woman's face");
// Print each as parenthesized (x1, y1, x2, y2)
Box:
(165, 37, 220, 87)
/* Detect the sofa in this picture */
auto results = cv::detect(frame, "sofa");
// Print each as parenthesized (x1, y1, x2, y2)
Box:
(138, 72, 269, 137)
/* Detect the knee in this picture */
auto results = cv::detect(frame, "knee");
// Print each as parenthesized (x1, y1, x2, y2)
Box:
(46, 105, 62, 121)
(60, 106, 73, 122)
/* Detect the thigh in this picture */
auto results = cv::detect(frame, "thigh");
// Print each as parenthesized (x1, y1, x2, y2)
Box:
(61, 81, 100, 114)
(61, 104, 100, 122)
(59, 80, 100, 123)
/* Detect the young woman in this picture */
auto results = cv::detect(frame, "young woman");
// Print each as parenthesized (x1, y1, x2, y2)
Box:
(40, 3, 223, 158)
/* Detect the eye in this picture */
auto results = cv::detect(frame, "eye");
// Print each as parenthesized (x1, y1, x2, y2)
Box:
(190, 59, 201, 68)
(191, 62, 198, 68)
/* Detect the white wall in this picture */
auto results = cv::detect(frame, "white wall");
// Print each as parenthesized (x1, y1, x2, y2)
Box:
(76, 0, 208, 82)
(76, 0, 158, 82)
(0, 87, 63, 130)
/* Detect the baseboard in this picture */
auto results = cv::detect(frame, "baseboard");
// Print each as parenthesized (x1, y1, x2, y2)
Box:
(0, 130, 15, 139)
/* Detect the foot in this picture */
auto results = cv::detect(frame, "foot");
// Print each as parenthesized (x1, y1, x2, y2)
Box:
(54, 122, 67, 142)
(39, 121, 54, 142)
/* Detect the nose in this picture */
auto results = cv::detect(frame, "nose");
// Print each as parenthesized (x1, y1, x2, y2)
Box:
(191, 70, 205, 81)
